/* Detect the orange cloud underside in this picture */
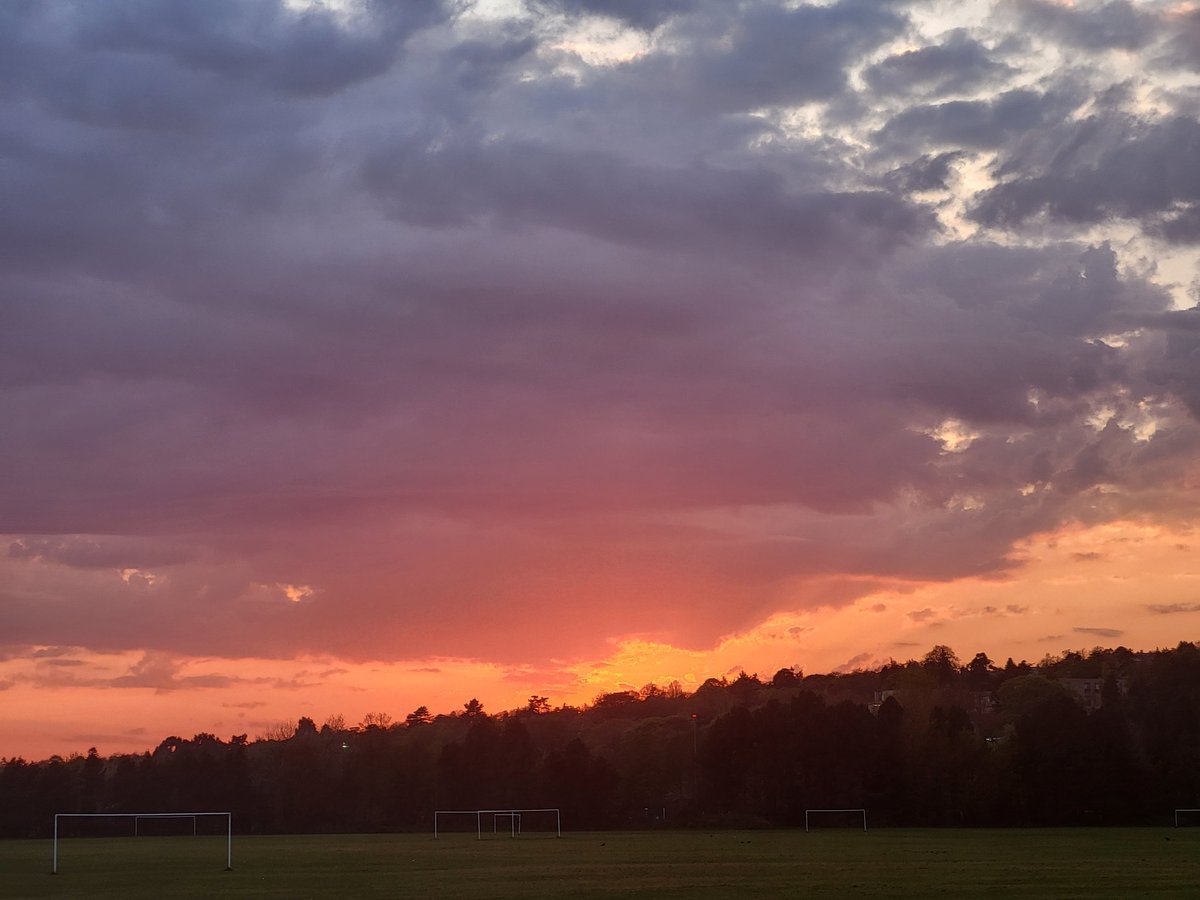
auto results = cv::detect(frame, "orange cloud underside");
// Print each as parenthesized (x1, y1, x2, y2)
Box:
(3, 520, 1197, 762)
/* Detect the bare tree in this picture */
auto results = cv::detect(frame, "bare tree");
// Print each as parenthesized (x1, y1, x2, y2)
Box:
(358, 711, 393, 730)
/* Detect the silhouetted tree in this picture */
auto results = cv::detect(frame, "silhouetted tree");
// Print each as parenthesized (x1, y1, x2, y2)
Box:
(591, 691, 641, 720)
(922, 645, 961, 684)
(728, 671, 763, 704)
(771, 667, 801, 688)
(542, 738, 615, 828)
(11, 642, 1200, 837)
(405, 706, 432, 727)
(462, 698, 485, 718)
(358, 712, 392, 730)
(964, 652, 994, 688)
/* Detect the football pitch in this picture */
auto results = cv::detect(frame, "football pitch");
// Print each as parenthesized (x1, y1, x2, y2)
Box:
(4, 828, 1200, 899)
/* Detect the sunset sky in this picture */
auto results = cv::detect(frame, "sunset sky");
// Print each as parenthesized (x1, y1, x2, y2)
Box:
(3, 0, 1200, 761)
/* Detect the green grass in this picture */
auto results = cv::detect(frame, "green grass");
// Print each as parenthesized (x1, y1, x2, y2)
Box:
(4, 828, 1200, 899)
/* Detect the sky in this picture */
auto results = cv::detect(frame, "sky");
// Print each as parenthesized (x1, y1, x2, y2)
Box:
(2, 0, 1200, 761)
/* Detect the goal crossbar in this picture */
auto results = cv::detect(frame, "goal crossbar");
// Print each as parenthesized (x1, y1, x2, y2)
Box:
(804, 808, 867, 832)
(52, 812, 232, 874)
(1174, 808, 1200, 827)
(434, 808, 561, 839)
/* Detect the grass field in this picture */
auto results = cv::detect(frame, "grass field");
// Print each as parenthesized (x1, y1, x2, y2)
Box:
(4, 828, 1200, 899)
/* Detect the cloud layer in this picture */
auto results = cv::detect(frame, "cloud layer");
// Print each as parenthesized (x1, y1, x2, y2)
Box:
(2, 0, 1199, 676)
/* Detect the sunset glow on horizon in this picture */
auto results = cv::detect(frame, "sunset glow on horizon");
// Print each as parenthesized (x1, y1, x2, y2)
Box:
(4, 518, 1199, 761)
(3, 0, 1200, 762)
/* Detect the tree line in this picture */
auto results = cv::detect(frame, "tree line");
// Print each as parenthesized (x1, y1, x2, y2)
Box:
(5, 642, 1200, 837)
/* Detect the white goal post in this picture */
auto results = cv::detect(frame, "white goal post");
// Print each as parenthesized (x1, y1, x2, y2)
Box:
(52, 812, 232, 874)
(804, 808, 867, 832)
(1174, 808, 1200, 827)
(434, 808, 561, 839)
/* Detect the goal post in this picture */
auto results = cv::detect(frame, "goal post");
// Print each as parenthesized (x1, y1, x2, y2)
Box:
(477, 808, 559, 838)
(493, 812, 521, 836)
(804, 808, 867, 832)
(434, 808, 560, 839)
(1174, 808, 1200, 827)
(52, 812, 232, 874)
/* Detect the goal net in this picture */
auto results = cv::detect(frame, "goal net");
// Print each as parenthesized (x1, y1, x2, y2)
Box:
(804, 808, 867, 832)
(52, 812, 232, 874)
(434, 808, 561, 839)
(1174, 808, 1200, 827)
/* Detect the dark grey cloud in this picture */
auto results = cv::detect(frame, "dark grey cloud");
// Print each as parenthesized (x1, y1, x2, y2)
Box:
(1012, 0, 1159, 51)
(864, 29, 1013, 98)
(977, 605, 1030, 617)
(30, 646, 85, 659)
(883, 242, 1157, 420)
(884, 151, 966, 194)
(1146, 311, 1200, 417)
(361, 134, 932, 257)
(437, 30, 539, 95)
(621, 0, 907, 112)
(1073, 626, 1125, 639)
(533, 0, 697, 30)
(874, 88, 1081, 157)
(38, 658, 87, 668)
(72, 0, 449, 97)
(1162, 8, 1200, 72)
(972, 116, 1200, 243)
(1147, 603, 1200, 615)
